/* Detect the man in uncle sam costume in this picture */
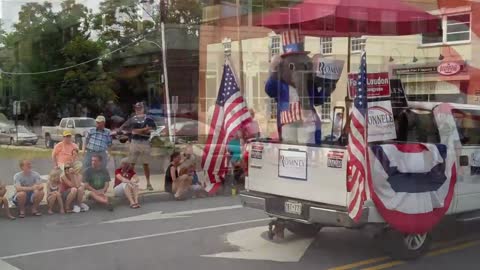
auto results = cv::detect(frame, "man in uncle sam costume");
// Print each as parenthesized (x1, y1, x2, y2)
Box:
(265, 29, 342, 144)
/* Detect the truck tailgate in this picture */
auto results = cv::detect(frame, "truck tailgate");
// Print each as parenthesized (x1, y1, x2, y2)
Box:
(247, 142, 347, 207)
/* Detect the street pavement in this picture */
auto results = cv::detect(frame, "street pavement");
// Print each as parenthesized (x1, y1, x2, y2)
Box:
(1, 196, 480, 270)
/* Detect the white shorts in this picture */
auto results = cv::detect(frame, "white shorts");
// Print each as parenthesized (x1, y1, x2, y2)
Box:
(114, 183, 127, 197)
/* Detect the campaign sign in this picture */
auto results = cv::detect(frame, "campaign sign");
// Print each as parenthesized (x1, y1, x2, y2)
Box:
(389, 79, 409, 108)
(348, 72, 391, 99)
(278, 149, 307, 180)
(316, 58, 344, 80)
(250, 144, 264, 160)
(368, 100, 397, 142)
(327, 151, 344, 168)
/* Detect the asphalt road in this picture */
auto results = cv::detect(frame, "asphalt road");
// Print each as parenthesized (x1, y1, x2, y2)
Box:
(1, 196, 480, 270)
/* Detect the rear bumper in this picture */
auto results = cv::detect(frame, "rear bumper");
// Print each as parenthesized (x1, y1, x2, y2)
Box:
(240, 190, 370, 228)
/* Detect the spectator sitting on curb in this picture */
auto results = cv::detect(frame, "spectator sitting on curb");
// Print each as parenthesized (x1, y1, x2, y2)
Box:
(174, 167, 193, 200)
(47, 168, 65, 215)
(114, 158, 140, 209)
(52, 130, 79, 169)
(179, 144, 196, 171)
(61, 163, 88, 213)
(165, 152, 181, 196)
(12, 160, 45, 218)
(83, 155, 114, 211)
(0, 181, 15, 220)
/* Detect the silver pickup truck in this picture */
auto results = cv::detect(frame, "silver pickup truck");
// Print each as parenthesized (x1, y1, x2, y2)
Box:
(42, 117, 96, 149)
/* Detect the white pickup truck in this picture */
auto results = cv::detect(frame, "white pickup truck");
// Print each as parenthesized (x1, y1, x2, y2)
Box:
(240, 102, 480, 259)
(42, 117, 97, 149)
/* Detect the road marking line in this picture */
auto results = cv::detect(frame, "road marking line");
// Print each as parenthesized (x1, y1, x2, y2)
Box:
(426, 240, 480, 257)
(360, 261, 404, 270)
(102, 205, 244, 224)
(329, 237, 480, 270)
(0, 260, 22, 270)
(0, 218, 271, 260)
(203, 226, 314, 262)
(327, 257, 390, 270)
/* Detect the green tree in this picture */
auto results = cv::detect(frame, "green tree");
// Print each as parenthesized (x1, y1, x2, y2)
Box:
(61, 36, 116, 114)
(93, 0, 154, 46)
(2, 0, 116, 121)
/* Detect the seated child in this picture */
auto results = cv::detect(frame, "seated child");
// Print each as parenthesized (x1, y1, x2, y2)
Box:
(0, 182, 15, 220)
(47, 169, 65, 215)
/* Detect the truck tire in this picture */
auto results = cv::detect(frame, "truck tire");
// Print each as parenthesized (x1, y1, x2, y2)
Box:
(75, 135, 83, 150)
(45, 134, 53, 149)
(285, 221, 322, 237)
(382, 229, 432, 260)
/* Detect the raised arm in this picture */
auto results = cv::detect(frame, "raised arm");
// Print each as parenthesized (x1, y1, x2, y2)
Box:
(61, 175, 75, 189)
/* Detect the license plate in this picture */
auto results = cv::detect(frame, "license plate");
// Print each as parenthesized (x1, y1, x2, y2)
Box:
(284, 200, 302, 215)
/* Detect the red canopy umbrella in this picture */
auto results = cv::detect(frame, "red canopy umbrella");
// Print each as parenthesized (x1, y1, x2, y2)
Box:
(256, 0, 440, 36)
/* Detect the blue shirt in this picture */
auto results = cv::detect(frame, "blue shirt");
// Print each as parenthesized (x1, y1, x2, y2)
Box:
(85, 128, 112, 152)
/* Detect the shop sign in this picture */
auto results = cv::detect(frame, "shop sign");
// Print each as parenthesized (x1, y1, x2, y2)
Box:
(437, 62, 462, 76)
(393, 61, 465, 76)
(348, 72, 391, 99)
(393, 66, 437, 75)
(368, 101, 397, 142)
(316, 59, 344, 80)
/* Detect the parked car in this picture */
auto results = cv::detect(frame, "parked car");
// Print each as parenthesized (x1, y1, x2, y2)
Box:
(0, 124, 38, 145)
(42, 117, 96, 149)
(150, 117, 209, 144)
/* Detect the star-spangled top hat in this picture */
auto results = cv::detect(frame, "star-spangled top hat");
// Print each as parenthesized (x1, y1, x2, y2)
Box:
(281, 29, 310, 58)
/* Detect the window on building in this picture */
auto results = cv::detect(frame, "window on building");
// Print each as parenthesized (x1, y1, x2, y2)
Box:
(446, 13, 471, 42)
(270, 35, 281, 59)
(319, 97, 332, 121)
(320, 37, 332, 55)
(422, 13, 471, 45)
(351, 37, 366, 53)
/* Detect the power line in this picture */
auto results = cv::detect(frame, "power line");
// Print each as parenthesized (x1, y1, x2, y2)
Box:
(0, 35, 150, 76)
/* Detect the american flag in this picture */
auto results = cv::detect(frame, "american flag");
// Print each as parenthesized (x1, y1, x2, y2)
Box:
(280, 102, 302, 125)
(201, 60, 252, 194)
(347, 51, 371, 222)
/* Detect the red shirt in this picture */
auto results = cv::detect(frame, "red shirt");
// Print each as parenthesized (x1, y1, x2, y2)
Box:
(114, 168, 136, 187)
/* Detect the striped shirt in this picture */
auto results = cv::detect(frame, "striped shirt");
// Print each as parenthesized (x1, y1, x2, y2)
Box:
(85, 128, 112, 152)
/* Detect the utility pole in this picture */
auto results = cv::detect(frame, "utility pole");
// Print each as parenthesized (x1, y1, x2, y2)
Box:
(140, 0, 173, 143)
(159, 0, 174, 144)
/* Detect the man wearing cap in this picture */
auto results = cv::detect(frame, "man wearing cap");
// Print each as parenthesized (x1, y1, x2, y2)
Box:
(120, 102, 156, 191)
(52, 130, 79, 169)
(83, 115, 112, 169)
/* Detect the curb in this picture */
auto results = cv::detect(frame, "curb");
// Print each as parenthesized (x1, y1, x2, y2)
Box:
(7, 190, 171, 214)
(7, 189, 242, 214)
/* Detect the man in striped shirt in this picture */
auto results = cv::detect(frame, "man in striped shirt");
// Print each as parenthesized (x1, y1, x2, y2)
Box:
(83, 116, 112, 169)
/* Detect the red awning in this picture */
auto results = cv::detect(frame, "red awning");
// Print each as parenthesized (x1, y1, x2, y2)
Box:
(256, 0, 441, 36)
